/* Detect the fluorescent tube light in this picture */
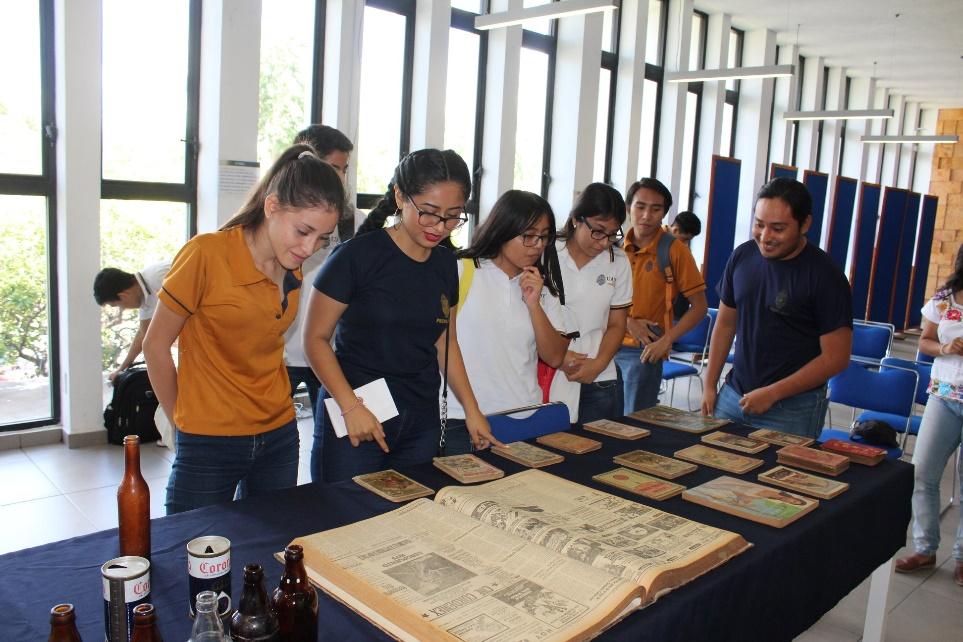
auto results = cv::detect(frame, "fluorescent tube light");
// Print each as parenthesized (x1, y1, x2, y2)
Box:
(783, 109, 895, 121)
(474, 0, 617, 31)
(860, 135, 959, 144)
(665, 65, 795, 83)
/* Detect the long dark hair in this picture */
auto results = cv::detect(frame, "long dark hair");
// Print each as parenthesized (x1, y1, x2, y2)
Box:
(560, 182, 626, 239)
(356, 149, 471, 244)
(943, 244, 963, 294)
(221, 143, 346, 231)
(459, 190, 565, 302)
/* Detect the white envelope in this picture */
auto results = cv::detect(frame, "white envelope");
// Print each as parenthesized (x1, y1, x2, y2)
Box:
(323, 378, 399, 438)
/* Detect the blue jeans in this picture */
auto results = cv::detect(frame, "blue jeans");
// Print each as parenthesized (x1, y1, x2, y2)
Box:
(311, 393, 441, 483)
(287, 366, 320, 415)
(166, 420, 299, 515)
(713, 382, 829, 439)
(439, 418, 473, 456)
(911, 395, 963, 560)
(578, 377, 624, 424)
(614, 347, 663, 414)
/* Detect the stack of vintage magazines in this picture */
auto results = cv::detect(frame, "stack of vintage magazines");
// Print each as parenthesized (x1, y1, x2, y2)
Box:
(819, 439, 886, 466)
(583, 419, 651, 440)
(682, 476, 819, 528)
(536, 432, 602, 454)
(433, 455, 505, 484)
(491, 441, 564, 467)
(288, 470, 750, 642)
(776, 445, 849, 476)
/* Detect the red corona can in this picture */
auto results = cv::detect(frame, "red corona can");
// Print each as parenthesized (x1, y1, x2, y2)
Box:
(102, 555, 150, 641)
(187, 535, 232, 619)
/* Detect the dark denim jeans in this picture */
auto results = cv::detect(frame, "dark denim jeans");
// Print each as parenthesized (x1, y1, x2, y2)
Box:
(166, 420, 299, 515)
(713, 382, 829, 439)
(577, 377, 624, 424)
(614, 346, 664, 414)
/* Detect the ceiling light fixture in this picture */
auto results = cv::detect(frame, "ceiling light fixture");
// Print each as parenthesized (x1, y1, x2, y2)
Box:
(783, 109, 895, 121)
(665, 65, 795, 83)
(474, 0, 617, 31)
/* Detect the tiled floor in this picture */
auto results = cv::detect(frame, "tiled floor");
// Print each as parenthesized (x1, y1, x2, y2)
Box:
(1, 336, 960, 640)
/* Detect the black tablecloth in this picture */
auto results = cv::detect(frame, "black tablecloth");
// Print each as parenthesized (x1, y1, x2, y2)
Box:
(0, 419, 912, 641)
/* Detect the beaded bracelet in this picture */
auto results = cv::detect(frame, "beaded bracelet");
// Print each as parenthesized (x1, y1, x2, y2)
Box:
(341, 396, 365, 416)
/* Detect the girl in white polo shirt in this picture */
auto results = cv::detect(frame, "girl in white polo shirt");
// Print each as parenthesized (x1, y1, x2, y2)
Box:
(551, 183, 633, 423)
(442, 190, 571, 453)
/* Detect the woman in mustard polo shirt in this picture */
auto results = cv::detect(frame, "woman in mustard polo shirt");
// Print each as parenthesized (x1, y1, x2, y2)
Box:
(144, 144, 344, 514)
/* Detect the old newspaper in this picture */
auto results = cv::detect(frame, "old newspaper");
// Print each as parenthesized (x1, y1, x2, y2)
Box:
(292, 470, 749, 641)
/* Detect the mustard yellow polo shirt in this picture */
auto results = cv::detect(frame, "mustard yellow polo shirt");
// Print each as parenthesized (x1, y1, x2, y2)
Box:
(622, 226, 706, 344)
(158, 226, 302, 436)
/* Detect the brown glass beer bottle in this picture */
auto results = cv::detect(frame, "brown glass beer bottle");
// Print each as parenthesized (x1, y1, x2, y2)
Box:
(130, 603, 163, 641)
(230, 564, 280, 641)
(117, 435, 151, 560)
(271, 545, 318, 642)
(48, 603, 83, 642)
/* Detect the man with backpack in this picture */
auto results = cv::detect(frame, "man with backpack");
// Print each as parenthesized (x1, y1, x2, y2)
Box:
(614, 178, 708, 413)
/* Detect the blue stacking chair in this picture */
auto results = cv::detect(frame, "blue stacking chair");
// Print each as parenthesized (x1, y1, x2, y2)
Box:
(662, 313, 713, 410)
(855, 357, 931, 447)
(916, 349, 934, 364)
(486, 402, 570, 443)
(850, 320, 894, 366)
(818, 361, 918, 459)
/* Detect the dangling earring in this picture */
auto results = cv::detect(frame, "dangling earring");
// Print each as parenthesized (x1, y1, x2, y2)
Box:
(393, 207, 402, 230)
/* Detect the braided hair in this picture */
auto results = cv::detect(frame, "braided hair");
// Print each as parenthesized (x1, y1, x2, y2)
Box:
(459, 190, 565, 303)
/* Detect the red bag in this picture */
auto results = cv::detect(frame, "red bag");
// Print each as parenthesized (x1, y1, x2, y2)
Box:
(536, 359, 556, 404)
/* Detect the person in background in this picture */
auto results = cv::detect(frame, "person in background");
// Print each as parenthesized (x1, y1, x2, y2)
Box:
(443, 190, 573, 453)
(284, 125, 364, 415)
(895, 244, 963, 587)
(304, 149, 498, 482)
(701, 177, 851, 438)
(143, 144, 344, 514)
(614, 178, 708, 413)
(551, 183, 632, 424)
(94, 262, 171, 384)
(667, 210, 701, 246)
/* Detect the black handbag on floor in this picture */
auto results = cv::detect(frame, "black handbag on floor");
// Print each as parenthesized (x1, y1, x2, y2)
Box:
(104, 365, 160, 444)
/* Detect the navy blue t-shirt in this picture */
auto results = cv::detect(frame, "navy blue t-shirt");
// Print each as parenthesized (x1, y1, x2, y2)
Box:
(718, 239, 852, 395)
(313, 230, 458, 409)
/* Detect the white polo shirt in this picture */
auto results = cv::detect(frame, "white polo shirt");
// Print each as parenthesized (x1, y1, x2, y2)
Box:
(446, 258, 572, 419)
(135, 261, 172, 321)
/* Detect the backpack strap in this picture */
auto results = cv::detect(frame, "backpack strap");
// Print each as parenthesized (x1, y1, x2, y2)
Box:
(655, 232, 676, 332)
(458, 258, 477, 310)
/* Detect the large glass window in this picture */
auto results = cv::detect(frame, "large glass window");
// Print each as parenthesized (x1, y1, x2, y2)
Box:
(638, 79, 659, 179)
(678, 91, 699, 211)
(593, 68, 612, 183)
(356, 4, 410, 198)
(444, 28, 481, 179)
(102, 0, 191, 183)
(688, 12, 706, 71)
(523, 0, 554, 36)
(0, 0, 56, 429)
(258, 0, 316, 170)
(645, 0, 664, 65)
(720, 102, 734, 157)
(514, 47, 550, 194)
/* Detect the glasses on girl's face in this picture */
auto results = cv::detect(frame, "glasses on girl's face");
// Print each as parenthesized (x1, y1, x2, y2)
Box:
(583, 219, 624, 244)
(518, 233, 551, 247)
(407, 196, 469, 230)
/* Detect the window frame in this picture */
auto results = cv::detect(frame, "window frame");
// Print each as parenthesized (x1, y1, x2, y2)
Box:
(519, 28, 558, 198)
(643, 0, 668, 177)
(450, 6, 488, 228)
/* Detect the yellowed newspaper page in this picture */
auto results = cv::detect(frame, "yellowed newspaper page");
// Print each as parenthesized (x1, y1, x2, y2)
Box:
(294, 498, 642, 642)
(434, 470, 749, 600)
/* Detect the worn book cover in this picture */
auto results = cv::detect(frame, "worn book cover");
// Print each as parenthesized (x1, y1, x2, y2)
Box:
(613, 449, 698, 480)
(433, 454, 505, 484)
(627, 405, 730, 434)
(289, 470, 750, 642)
(353, 470, 434, 502)
(757, 466, 850, 500)
(583, 420, 651, 440)
(491, 441, 565, 468)
(683, 475, 819, 528)
(674, 445, 764, 474)
(748, 428, 815, 448)
(819, 439, 886, 466)
(776, 445, 849, 476)
(701, 431, 770, 454)
(536, 432, 603, 454)
(592, 468, 686, 500)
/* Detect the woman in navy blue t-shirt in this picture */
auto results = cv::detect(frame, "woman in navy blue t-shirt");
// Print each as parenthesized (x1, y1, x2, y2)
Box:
(304, 149, 498, 482)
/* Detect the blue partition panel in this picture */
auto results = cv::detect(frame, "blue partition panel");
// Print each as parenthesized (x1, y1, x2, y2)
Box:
(826, 176, 858, 270)
(889, 192, 921, 331)
(770, 164, 798, 180)
(851, 183, 882, 319)
(867, 188, 908, 323)
(906, 195, 939, 328)
(703, 155, 742, 308)
(803, 170, 829, 248)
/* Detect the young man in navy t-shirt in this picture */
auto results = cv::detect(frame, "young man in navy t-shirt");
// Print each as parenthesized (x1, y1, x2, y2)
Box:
(701, 178, 852, 438)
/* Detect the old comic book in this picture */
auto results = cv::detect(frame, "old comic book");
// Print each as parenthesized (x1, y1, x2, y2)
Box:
(290, 470, 750, 642)
(627, 405, 730, 434)
(682, 476, 819, 528)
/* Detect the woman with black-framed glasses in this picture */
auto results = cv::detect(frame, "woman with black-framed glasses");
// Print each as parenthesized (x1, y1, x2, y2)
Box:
(303, 149, 499, 482)
(551, 183, 633, 425)
(440, 190, 574, 454)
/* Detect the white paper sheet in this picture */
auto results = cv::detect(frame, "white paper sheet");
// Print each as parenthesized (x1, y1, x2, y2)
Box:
(323, 378, 399, 438)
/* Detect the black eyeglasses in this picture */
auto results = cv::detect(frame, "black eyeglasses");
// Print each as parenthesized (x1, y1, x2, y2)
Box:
(518, 233, 552, 247)
(406, 196, 469, 230)
(582, 219, 624, 244)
